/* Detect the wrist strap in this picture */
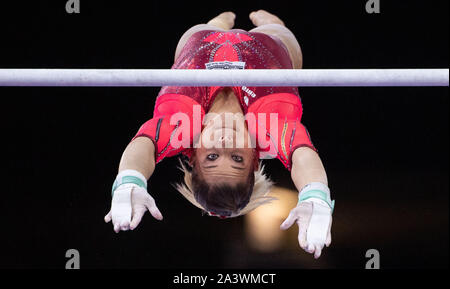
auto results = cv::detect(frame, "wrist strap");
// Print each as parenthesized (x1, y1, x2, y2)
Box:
(112, 170, 147, 196)
(298, 182, 335, 212)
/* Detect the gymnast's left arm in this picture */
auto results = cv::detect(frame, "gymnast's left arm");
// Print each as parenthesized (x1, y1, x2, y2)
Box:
(103, 95, 202, 233)
(280, 146, 335, 259)
(104, 137, 164, 233)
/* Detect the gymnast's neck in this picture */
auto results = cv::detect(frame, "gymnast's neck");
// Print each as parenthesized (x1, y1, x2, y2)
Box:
(208, 87, 244, 115)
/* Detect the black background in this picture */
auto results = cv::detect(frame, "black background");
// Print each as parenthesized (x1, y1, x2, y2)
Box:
(0, 0, 448, 270)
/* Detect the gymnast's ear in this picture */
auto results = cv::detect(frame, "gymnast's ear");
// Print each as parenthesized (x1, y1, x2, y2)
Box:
(253, 150, 259, 171)
(188, 153, 196, 168)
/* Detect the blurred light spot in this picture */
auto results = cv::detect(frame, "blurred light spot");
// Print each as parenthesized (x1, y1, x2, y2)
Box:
(244, 186, 298, 252)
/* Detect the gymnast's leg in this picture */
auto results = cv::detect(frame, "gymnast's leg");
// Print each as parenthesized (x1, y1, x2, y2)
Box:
(249, 10, 303, 69)
(174, 12, 236, 62)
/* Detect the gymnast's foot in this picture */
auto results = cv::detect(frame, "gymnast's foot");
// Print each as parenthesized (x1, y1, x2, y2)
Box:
(207, 12, 236, 30)
(249, 10, 285, 26)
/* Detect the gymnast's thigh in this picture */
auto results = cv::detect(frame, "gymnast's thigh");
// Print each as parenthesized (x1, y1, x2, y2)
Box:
(249, 24, 303, 69)
(174, 24, 224, 62)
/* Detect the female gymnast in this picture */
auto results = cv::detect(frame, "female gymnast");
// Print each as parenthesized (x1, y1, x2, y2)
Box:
(104, 10, 335, 259)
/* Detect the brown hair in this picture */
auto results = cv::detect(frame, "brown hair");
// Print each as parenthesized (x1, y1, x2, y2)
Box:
(175, 159, 275, 218)
(190, 163, 255, 217)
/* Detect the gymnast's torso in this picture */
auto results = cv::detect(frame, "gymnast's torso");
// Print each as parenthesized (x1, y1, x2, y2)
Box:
(158, 29, 299, 111)
(133, 29, 315, 170)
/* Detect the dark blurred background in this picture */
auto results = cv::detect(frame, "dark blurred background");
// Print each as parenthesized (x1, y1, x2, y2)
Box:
(0, 0, 448, 269)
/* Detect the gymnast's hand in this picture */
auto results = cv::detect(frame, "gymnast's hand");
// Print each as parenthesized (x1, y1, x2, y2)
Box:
(104, 170, 163, 233)
(280, 183, 334, 259)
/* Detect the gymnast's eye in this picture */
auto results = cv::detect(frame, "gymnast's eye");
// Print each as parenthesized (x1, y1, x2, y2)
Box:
(232, 155, 243, 163)
(207, 153, 219, 161)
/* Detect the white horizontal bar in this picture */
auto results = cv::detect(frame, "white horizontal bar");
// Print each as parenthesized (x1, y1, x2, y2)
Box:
(0, 69, 448, 87)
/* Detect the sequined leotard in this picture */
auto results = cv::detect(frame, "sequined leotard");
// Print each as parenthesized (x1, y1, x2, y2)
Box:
(133, 29, 315, 170)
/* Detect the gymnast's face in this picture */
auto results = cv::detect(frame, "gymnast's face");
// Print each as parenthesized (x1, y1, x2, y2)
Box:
(193, 112, 256, 183)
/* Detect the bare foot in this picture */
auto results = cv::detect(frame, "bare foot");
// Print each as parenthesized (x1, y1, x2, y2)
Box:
(207, 12, 236, 30)
(249, 10, 285, 26)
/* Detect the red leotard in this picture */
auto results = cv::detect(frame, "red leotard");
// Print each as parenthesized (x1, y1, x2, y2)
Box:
(133, 29, 315, 170)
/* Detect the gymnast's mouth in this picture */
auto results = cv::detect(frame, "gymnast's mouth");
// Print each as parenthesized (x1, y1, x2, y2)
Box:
(215, 126, 236, 133)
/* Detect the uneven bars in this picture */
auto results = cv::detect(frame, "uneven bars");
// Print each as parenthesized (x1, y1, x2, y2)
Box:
(0, 69, 448, 87)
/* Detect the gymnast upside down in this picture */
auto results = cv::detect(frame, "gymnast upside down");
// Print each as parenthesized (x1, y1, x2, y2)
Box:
(105, 10, 335, 259)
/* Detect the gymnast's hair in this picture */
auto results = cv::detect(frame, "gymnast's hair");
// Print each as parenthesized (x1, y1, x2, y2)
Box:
(174, 158, 275, 217)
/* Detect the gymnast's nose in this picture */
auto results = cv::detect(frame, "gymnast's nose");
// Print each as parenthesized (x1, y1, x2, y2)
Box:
(218, 135, 233, 148)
